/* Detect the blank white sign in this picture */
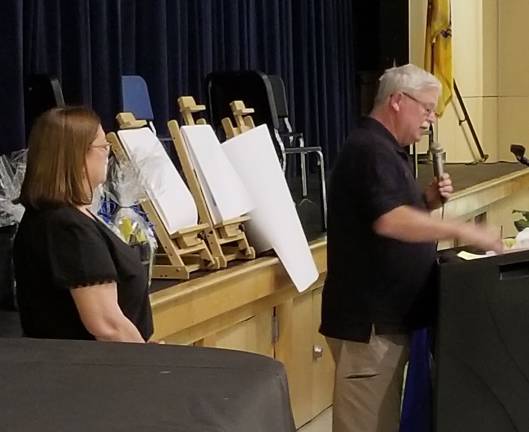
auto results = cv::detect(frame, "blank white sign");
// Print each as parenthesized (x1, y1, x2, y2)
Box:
(117, 128, 198, 234)
(222, 125, 318, 292)
(181, 125, 254, 225)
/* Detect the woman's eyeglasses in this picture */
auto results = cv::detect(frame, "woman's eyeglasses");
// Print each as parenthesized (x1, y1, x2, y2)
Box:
(90, 142, 112, 152)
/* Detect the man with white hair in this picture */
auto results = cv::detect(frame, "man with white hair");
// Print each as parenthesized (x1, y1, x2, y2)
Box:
(320, 63, 502, 432)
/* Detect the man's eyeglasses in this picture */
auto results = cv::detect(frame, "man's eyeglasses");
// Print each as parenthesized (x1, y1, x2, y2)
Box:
(402, 92, 436, 117)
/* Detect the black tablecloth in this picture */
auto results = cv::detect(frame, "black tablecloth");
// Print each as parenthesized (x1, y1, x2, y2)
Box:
(0, 338, 295, 432)
(435, 249, 529, 431)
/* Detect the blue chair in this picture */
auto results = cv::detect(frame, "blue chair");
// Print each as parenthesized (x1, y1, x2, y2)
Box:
(121, 75, 157, 132)
(121, 75, 176, 162)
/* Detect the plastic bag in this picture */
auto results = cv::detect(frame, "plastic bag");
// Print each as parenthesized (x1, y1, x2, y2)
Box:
(0, 150, 26, 227)
(98, 157, 157, 286)
(514, 227, 529, 249)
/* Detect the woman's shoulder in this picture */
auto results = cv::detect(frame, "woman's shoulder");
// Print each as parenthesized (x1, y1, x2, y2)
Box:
(22, 206, 96, 230)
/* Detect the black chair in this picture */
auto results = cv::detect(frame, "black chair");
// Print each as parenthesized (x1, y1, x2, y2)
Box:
(24, 74, 65, 138)
(267, 75, 326, 202)
(206, 70, 327, 230)
(206, 70, 276, 137)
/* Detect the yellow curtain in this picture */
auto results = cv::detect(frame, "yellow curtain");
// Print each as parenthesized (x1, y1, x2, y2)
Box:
(424, 0, 453, 116)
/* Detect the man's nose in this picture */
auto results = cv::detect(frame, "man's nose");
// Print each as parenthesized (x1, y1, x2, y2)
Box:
(427, 111, 437, 123)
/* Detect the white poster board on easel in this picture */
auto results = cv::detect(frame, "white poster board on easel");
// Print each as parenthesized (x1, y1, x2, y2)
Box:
(180, 125, 254, 225)
(117, 128, 198, 235)
(222, 125, 318, 292)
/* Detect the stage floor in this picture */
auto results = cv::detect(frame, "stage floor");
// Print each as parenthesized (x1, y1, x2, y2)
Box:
(291, 161, 527, 239)
(417, 161, 526, 191)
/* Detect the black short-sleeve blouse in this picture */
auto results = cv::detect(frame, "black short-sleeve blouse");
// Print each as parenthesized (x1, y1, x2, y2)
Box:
(14, 206, 153, 341)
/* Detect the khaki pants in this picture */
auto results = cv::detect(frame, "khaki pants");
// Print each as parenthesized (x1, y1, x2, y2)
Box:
(326, 331, 409, 432)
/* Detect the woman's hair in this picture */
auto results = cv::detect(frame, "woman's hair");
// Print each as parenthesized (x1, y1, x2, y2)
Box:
(374, 63, 441, 106)
(18, 106, 101, 209)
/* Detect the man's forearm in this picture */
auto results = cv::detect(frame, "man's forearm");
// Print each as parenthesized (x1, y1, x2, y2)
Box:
(373, 205, 463, 243)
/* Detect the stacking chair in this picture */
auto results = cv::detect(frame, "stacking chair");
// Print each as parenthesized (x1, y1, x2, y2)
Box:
(121, 75, 157, 132)
(206, 70, 277, 140)
(267, 75, 326, 207)
(24, 74, 65, 138)
(121, 75, 175, 161)
(206, 70, 327, 230)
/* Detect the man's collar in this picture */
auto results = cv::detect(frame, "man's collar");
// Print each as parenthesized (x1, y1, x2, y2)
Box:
(360, 116, 409, 155)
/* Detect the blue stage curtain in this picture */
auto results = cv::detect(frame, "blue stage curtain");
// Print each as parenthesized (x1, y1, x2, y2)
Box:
(0, 0, 357, 168)
(0, 1, 25, 153)
(291, 0, 357, 168)
(20, 0, 122, 135)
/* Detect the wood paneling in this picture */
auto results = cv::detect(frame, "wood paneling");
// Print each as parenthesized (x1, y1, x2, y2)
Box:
(498, 0, 529, 96)
(310, 289, 335, 418)
(200, 311, 274, 357)
(498, 97, 529, 161)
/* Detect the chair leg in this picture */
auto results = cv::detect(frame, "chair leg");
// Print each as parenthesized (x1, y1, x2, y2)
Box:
(274, 129, 287, 172)
(299, 137, 308, 198)
(316, 150, 328, 231)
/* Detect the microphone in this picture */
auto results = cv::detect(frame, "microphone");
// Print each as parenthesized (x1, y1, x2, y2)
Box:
(430, 141, 447, 205)
(511, 144, 529, 166)
(430, 141, 445, 179)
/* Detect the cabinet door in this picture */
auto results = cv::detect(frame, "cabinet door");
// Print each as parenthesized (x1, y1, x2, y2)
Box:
(276, 292, 313, 427)
(311, 288, 335, 415)
(275, 286, 335, 428)
(198, 310, 274, 358)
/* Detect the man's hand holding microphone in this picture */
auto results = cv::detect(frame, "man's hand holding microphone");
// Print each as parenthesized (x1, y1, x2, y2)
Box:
(426, 141, 503, 254)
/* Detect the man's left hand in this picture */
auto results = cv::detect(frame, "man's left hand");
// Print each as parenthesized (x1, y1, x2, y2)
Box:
(424, 173, 453, 210)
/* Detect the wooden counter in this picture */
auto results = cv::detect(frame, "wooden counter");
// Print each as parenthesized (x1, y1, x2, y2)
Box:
(151, 238, 327, 345)
(150, 238, 330, 428)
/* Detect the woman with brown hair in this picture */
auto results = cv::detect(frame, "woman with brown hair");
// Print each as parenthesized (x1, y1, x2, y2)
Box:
(14, 106, 153, 342)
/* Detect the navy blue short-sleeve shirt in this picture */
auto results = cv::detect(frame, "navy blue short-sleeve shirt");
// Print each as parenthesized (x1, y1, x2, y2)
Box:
(320, 117, 437, 342)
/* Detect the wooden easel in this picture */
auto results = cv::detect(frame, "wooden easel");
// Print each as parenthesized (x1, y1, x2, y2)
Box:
(221, 100, 256, 139)
(107, 112, 217, 279)
(166, 96, 256, 268)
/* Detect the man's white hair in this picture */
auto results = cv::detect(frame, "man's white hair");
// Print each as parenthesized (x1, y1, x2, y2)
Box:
(374, 63, 441, 106)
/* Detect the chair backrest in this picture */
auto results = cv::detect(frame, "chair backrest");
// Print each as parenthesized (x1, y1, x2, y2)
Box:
(267, 75, 290, 119)
(24, 74, 65, 138)
(206, 70, 279, 138)
(121, 75, 155, 122)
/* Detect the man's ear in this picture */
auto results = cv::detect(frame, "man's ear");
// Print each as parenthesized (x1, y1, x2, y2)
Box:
(390, 93, 401, 112)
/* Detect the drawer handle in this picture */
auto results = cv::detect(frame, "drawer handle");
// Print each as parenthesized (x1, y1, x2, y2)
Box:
(313, 344, 323, 360)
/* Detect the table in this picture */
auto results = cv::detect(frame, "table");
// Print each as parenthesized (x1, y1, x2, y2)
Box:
(0, 338, 295, 432)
